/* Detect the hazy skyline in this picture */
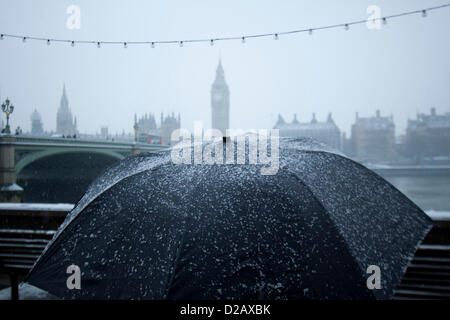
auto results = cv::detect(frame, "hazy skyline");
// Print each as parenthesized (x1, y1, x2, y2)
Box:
(0, 0, 449, 136)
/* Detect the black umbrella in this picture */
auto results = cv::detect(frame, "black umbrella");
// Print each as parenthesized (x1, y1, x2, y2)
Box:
(25, 137, 433, 299)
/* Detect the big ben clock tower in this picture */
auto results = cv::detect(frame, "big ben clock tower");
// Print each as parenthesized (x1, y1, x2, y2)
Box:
(211, 59, 230, 137)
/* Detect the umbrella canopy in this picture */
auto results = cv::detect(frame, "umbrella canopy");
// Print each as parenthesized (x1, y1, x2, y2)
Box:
(26, 137, 433, 299)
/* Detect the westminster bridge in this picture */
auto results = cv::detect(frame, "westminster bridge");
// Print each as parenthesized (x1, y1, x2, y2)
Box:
(0, 135, 168, 203)
(1, 134, 449, 204)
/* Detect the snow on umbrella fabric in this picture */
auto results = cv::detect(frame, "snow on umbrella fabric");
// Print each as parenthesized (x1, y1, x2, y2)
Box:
(25, 137, 433, 299)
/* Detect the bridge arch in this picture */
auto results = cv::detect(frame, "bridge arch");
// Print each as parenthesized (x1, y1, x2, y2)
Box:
(16, 149, 126, 203)
(16, 149, 125, 175)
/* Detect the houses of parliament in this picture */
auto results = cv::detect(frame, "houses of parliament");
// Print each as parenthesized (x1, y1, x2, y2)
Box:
(22, 64, 450, 164)
(29, 84, 181, 145)
(29, 85, 77, 137)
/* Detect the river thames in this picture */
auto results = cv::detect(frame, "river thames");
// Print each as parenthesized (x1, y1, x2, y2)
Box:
(18, 172, 450, 213)
(385, 175, 450, 212)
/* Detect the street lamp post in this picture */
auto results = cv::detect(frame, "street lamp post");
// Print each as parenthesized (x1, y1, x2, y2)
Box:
(1, 98, 14, 134)
(133, 115, 139, 143)
(131, 114, 141, 155)
(132, 117, 141, 155)
(0, 97, 23, 202)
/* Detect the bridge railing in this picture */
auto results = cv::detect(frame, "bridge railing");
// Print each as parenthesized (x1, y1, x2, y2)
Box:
(0, 203, 74, 299)
(0, 135, 169, 151)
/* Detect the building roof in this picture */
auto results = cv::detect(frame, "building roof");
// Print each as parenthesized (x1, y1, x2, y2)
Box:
(212, 59, 229, 91)
(274, 113, 339, 132)
(30, 109, 42, 122)
(408, 108, 450, 130)
(354, 110, 394, 131)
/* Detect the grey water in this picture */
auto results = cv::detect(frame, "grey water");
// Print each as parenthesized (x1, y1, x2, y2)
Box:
(19, 171, 450, 212)
(384, 175, 450, 212)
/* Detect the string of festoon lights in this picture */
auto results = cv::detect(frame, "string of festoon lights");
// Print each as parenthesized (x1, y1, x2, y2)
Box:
(1, 3, 449, 48)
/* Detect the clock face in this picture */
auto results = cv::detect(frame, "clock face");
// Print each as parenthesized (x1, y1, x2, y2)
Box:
(213, 92, 222, 102)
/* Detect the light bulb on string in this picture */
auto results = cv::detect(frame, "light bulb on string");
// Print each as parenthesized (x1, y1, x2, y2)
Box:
(3, 4, 448, 51)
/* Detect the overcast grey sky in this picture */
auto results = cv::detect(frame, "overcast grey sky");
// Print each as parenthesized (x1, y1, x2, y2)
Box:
(0, 0, 449, 136)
